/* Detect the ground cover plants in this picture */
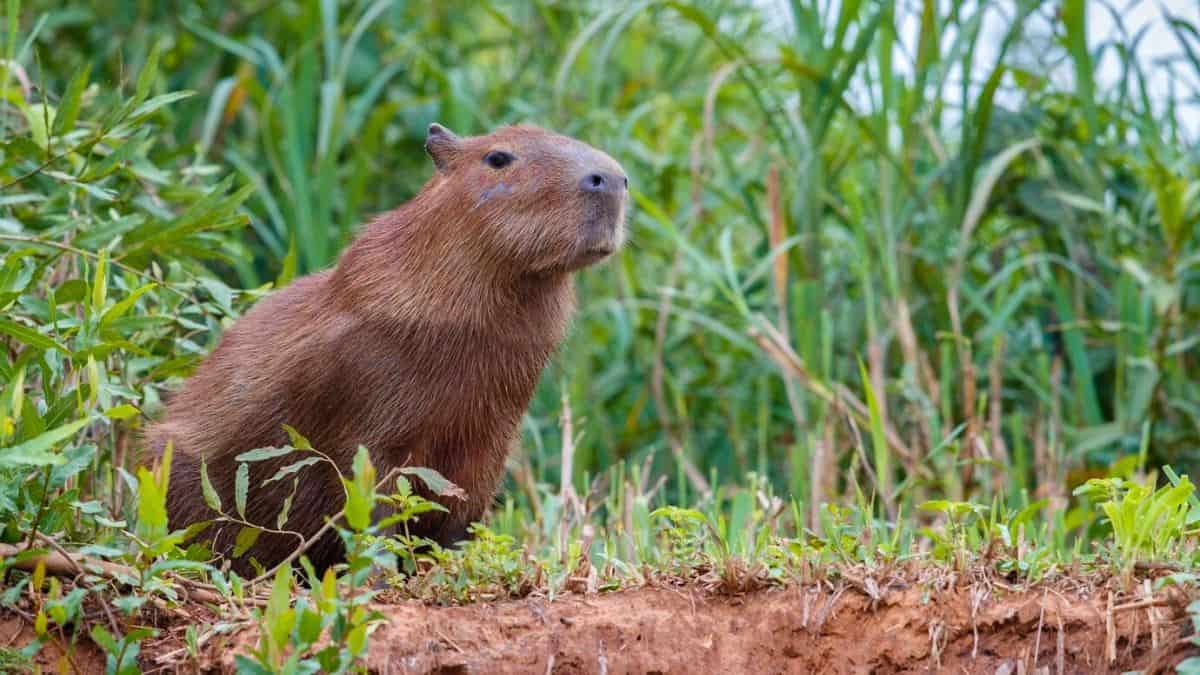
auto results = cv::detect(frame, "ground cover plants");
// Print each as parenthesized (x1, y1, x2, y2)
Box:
(1, 0, 1199, 672)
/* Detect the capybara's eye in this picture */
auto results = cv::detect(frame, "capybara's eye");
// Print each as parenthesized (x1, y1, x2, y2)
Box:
(484, 150, 515, 169)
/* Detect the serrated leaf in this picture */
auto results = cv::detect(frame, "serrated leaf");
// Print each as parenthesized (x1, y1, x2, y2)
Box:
(399, 466, 467, 500)
(393, 474, 411, 497)
(200, 459, 221, 512)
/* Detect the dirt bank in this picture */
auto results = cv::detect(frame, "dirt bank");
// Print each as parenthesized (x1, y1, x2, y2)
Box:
(184, 581, 1196, 674)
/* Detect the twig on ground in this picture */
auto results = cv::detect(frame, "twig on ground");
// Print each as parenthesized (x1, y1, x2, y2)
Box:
(0, 542, 238, 606)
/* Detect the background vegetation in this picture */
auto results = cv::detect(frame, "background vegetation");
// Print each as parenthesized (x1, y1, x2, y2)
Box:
(1, 0, 1199, 669)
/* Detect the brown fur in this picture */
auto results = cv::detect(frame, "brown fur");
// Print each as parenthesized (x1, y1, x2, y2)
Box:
(144, 123, 627, 574)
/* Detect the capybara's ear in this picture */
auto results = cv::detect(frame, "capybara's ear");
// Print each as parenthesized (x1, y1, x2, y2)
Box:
(425, 123, 460, 172)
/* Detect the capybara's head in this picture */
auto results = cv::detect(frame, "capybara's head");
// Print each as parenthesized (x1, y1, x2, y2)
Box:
(423, 123, 628, 275)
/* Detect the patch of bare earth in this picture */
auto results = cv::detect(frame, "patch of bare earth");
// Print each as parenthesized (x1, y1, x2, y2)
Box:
(178, 581, 1198, 675)
(4, 579, 1196, 674)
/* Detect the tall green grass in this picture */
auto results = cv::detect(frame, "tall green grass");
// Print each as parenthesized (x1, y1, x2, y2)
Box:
(6, 0, 1200, 543)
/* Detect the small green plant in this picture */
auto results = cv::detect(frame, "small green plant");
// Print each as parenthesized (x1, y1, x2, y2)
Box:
(1073, 474, 1198, 569)
(919, 498, 1054, 578)
(235, 446, 389, 674)
(0, 646, 34, 673)
(648, 506, 711, 575)
(90, 624, 154, 675)
(397, 524, 534, 604)
(231, 443, 473, 672)
(920, 499, 990, 565)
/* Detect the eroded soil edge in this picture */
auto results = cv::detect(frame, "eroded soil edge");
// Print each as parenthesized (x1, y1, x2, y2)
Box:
(202, 583, 1197, 674)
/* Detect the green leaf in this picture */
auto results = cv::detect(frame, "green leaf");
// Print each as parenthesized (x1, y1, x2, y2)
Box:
(90, 625, 119, 654)
(50, 443, 98, 487)
(266, 567, 296, 655)
(263, 456, 322, 485)
(128, 90, 195, 121)
(281, 424, 312, 450)
(276, 234, 298, 287)
(235, 463, 249, 520)
(136, 442, 172, 547)
(81, 135, 142, 182)
(103, 405, 139, 421)
(298, 608, 323, 645)
(857, 357, 890, 503)
(399, 466, 467, 501)
(0, 417, 88, 468)
(1061, 0, 1096, 133)
(22, 102, 55, 150)
(277, 478, 298, 529)
(346, 623, 367, 656)
(86, 354, 101, 406)
(52, 63, 90, 137)
(232, 526, 261, 558)
(342, 446, 376, 532)
(200, 459, 222, 512)
(132, 42, 161, 108)
(0, 318, 67, 353)
(91, 248, 108, 309)
(235, 446, 295, 463)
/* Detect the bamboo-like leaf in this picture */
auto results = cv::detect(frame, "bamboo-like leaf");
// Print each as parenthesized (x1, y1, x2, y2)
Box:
(235, 462, 249, 520)
(91, 248, 107, 310)
(400, 466, 467, 500)
(235, 446, 295, 463)
(200, 458, 222, 512)
(0, 318, 67, 353)
(51, 62, 89, 137)
(132, 42, 161, 108)
(0, 417, 88, 468)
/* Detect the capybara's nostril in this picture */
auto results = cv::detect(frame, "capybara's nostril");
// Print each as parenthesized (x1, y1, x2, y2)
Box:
(580, 171, 627, 194)
(581, 172, 608, 192)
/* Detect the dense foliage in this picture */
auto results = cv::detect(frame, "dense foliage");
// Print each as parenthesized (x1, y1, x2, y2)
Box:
(0, 0, 1198, 670)
(9, 0, 1200, 509)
